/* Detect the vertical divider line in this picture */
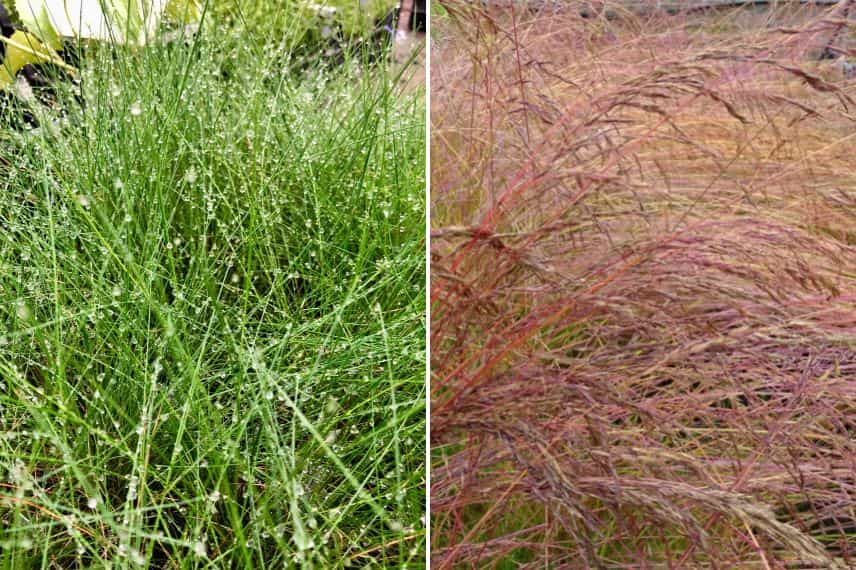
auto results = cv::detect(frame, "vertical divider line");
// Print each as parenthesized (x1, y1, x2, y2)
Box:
(424, 0, 432, 564)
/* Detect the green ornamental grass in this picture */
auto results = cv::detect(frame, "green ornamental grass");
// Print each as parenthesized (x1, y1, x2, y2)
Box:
(0, 20, 425, 569)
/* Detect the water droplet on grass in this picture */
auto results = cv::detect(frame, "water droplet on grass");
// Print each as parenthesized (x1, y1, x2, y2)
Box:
(325, 397, 340, 414)
(130, 549, 145, 565)
(15, 301, 31, 321)
(292, 528, 314, 551)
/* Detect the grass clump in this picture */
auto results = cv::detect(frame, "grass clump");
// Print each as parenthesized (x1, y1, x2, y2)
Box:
(0, 23, 425, 569)
(431, 1, 854, 567)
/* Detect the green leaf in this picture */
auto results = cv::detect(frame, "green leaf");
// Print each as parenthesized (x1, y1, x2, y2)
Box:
(17, 1, 62, 49)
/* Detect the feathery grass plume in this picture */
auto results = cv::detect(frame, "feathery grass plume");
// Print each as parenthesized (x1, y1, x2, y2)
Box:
(431, 0, 855, 567)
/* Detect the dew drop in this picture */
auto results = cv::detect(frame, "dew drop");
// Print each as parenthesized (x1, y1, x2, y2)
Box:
(15, 301, 31, 321)
(387, 520, 404, 532)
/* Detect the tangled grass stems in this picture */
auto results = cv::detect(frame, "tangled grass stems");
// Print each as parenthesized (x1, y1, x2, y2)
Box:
(431, 1, 855, 567)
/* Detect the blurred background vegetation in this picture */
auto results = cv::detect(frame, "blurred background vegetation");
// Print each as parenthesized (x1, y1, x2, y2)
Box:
(3, 0, 401, 64)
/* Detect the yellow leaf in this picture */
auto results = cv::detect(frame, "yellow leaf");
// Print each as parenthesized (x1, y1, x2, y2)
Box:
(1, 30, 71, 75)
